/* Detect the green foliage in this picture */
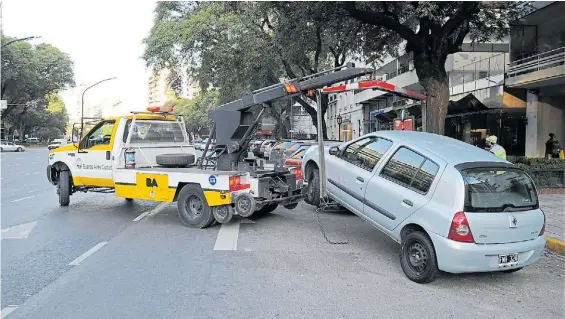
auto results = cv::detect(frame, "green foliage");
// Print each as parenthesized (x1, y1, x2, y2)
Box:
(1, 34, 74, 140)
(506, 156, 565, 188)
(166, 90, 220, 136)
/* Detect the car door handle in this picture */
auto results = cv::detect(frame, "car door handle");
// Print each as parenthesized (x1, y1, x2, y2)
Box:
(356, 176, 364, 183)
(106, 151, 111, 160)
(402, 199, 413, 207)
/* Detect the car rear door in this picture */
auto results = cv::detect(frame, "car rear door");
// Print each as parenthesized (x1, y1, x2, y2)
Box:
(363, 144, 446, 231)
(457, 165, 545, 244)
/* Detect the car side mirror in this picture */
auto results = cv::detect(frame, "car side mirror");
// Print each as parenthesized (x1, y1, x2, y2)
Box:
(329, 145, 339, 156)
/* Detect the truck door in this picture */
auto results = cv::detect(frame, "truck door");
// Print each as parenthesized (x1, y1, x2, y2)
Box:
(74, 120, 117, 187)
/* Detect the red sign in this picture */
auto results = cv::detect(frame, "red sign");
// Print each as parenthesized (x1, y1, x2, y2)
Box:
(259, 130, 273, 135)
(394, 119, 414, 131)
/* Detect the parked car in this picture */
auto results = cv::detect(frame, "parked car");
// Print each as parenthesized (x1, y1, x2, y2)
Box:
(263, 140, 278, 158)
(248, 140, 264, 156)
(283, 141, 316, 159)
(0, 140, 25, 152)
(302, 131, 546, 283)
(258, 140, 275, 157)
(268, 140, 296, 160)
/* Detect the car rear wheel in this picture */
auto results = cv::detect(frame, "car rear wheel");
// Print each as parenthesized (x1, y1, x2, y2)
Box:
(305, 168, 320, 207)
(177, 184, 215, 228)
(17, 147, 23, 152)
(58, 170, 71, 206)
(400, 231, 439, 283)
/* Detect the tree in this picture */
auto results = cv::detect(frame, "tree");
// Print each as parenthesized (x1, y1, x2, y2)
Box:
(143, 2, 389, 138)
(1, 35, 74, 121)
(165, 90, 221, 138)
(343, 1, 530, 134)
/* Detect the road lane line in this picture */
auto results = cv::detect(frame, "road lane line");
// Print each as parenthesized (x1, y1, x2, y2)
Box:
(146, 202, 169, 218)
(12, 195, 35, 202)
(1, 306, 18, 318)
(214, 219, 241, 251)
(69, 242, 107, 266)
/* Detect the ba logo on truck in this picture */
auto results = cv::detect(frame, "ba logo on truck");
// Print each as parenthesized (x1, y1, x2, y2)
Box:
(146, 178, 158, 187)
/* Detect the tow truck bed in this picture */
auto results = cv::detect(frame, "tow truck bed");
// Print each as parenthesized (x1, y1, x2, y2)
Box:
(118, 167, 239, 175)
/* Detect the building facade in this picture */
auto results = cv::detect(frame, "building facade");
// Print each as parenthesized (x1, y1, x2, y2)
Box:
(506, 1, 565, 157)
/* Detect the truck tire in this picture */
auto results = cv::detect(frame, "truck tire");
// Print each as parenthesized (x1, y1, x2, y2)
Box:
(305, 168, 321, 207)
(58, 170, 71, 206)
(283, 202, 299, 210)
(177, 184, 215, 228)
(156, 154, 195, 168)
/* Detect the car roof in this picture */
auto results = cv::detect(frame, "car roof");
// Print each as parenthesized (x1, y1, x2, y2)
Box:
(369, 131, 507, 166)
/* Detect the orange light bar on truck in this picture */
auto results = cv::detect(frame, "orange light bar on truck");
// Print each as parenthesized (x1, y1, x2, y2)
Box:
(229, 175, 250, 192)
(284, 84, 298, 93)
(147, 106, 174, 113)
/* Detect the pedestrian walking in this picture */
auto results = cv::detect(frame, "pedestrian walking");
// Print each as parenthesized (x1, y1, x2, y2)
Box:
(545, 133, 561, 159)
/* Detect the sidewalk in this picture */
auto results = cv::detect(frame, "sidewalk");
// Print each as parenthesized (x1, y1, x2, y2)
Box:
(539, 192, 565, 253)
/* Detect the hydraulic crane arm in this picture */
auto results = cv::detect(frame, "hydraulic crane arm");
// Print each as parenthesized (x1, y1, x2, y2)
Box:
(206, 63, 374, 170)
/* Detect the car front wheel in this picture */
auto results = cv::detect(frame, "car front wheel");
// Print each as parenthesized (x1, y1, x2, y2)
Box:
(399, 231, 439, 283)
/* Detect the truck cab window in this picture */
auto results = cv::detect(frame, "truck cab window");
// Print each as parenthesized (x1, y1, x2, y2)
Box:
(80, 121, 115, 149)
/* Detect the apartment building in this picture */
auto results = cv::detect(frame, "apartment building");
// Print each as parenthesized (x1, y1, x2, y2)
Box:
(506, 1, 565, 157)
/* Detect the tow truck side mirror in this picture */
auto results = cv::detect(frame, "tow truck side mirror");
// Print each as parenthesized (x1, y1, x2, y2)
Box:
(328, 146, 339, 156)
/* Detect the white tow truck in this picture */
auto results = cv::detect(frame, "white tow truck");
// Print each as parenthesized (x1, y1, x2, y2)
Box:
(47, 64, 373, 227)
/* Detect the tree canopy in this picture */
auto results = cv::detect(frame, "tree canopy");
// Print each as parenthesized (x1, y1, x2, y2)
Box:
(1, 34, 74, 140)
(164, 89, 220, 138)
(144, 1, 529, 136)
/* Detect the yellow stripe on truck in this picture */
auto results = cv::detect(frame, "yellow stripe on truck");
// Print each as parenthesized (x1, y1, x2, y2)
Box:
(203, 190, 230, 207)
(73, 177, 115, 188)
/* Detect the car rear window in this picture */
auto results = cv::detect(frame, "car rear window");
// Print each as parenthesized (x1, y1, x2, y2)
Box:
(460, 167, 539, 212)
(291, 148, 307, 159)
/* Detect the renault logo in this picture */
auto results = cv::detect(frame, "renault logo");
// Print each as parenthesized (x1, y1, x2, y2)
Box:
(509, 215, 518, 228)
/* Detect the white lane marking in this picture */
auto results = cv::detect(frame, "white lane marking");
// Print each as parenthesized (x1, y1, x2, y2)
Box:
(12, 195, 35, 202)
(15, 157, 24, 160)
(146, 202, 169, 218)
(69, 242, 107, 266)
(1, 306, 18, 318)
(1, 221, 37, 240)
(32, 171, 40, 175)
(214, 219, 241, 251)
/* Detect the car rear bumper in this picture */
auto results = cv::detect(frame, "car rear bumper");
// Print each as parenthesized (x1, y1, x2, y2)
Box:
(429, 232, 546, 274)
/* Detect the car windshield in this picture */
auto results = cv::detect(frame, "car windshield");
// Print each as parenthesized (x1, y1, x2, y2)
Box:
(290, 148, 306, 159)
(460, 167, 539, 212)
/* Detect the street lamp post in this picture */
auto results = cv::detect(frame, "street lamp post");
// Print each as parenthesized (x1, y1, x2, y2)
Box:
(80, 77, 117, 139)
(336, 114, 343, 141)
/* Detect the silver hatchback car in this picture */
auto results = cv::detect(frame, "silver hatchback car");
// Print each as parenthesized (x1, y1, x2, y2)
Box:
(302, 131, 546, 283)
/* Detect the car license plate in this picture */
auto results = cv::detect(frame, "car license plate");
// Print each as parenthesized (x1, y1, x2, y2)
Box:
(499, 253, 518, 265)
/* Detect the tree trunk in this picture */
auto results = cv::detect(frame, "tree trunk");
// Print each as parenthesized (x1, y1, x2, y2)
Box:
(414, 52, 450, 135)
(292, 97, 328, 139)
(420, 76, 450, 135)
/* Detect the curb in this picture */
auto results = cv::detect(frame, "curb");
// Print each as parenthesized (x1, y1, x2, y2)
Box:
(546, 236, 565, 254)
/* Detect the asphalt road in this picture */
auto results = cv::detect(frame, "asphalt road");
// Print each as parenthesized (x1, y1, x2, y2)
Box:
(1, 149, 564, 319)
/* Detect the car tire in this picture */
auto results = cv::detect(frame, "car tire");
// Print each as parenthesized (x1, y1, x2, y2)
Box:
(176, 184, 215, 228)
(399, 231, 439, 284)
(305, 168, 321, 207)
(0, 148, 3, 152)
(17, 147, 22, 152)
(502, 267, 523, 273)
(253, 203, 278, 217)
(58, 170, 71, 207)
(156, 154, 195, 168)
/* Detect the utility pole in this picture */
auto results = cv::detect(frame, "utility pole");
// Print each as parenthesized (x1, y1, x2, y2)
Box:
(80, 77, 117, 138)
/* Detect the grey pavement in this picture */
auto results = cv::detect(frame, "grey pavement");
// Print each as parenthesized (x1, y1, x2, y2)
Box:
(1, 149, 564, 319)
(540, 194, 565, 242)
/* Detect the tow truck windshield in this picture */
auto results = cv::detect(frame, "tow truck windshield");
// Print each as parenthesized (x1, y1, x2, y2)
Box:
(123, 120, 187, 144)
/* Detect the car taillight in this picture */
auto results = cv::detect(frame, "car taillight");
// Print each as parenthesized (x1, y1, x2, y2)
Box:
(448, 212, 474, 243)
(539, 211, 546, 236)
(229, 175, 249, 192)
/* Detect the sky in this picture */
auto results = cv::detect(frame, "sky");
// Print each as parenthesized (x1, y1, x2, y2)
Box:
(2, 0, 157, 117)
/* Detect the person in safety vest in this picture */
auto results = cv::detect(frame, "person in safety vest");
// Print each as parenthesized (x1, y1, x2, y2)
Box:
(486, 135, 506, 160)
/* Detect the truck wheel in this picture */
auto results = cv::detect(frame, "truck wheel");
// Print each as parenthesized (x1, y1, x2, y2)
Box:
(212, 205, 233, 224)
(283, 202, 299, 210)
(305, 168, 321, 207)
(177, 184, 215, 228)
(125, 198, 133, 202)
(156, 154, 195, 168)
(399, 231, 439, 284)
(58, 170, 71, 206)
